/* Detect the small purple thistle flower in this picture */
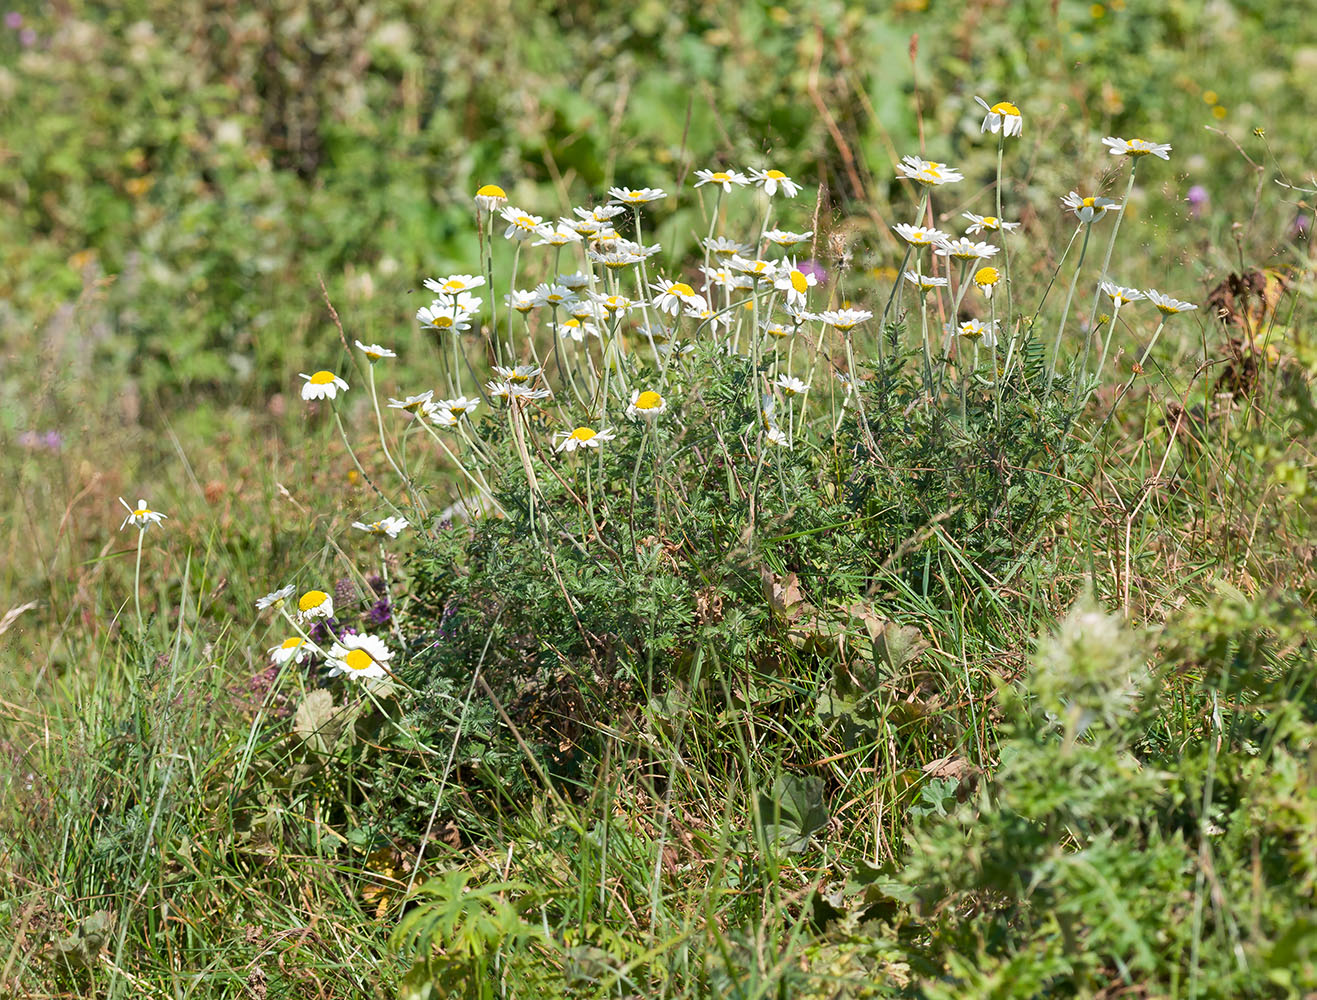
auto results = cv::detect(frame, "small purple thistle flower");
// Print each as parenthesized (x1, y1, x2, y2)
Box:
(1293, 214, 1310, 237)
(798, 260, 828, 285)
(18, 26, 34, 46)
(4, 12, 22, 29)
(1186, 185, 1208, 219)
(366, 599, 392, 626)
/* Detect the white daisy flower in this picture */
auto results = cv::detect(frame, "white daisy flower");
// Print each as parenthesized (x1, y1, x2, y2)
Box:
(609, 186, 667, 205)
(557, 317, 601, 343)
(1102, 136, 1172, 161)
(962, 212, 1021, 236)
(531, 223, 583, 248)
(774, 375, 810, 397)
(765, 426, 790, 448)
(1100, 282, 1144, 307)
(684, 305, 732, 331)
(354, 340, 395, 362)
(118, 497, 167, 531)
(326, 632, 393, 681)
(694, 168, 751, 192)
(762, 320, 795, 339)
(532, 283, 578, 310)
(560, 215, 600, 237)
(352, 516, 409, 538)
(427, 395, 481, 427)
(904, 270, 949, 293)
(506, 289, 538, 313)
(296, 589, 334, 622)
(749, 168, 802, 197)
(1145, 290, 1197, 316)
(700, 265, 753, 291)
(729, 255, 778, 281)
(773, 259, 817, 308)
(575, 204, 626, 223)
(416, 303, 474, 334)
(703, 236, 751, 257)
(269, 636, 315, 666)
(818, 308, 873, 332)
(556, 271, 592, 290)
(934, 238, 1000, 262)
(491, 364, 543, 385)
(1062, 191, 1120, 223)
(255, 585, 295, 611)
(553, 425, 617, 453)
(762, 229, 813, 248)
(387, 390, 435, 414)
(656, 341, 696, 358)
(594, 293, 635, 316)
(896, 155, 964, 186)
(650, 278, 706, 315)
(892, 223, 950, 248)
(300, 370, 349, 401)
(475, 184, 508, 211)
(500, 206, 544, 240)
(954, 318, 997, 347)
(423, 274, 486, 296)
(973, 266, 1002, 299)
(973, 97, 1023, 137)
(626, 388, 668, 420)
(784, 301, 818, 325)
(487, 382, 552, 402)
(587, 249, 646, 269)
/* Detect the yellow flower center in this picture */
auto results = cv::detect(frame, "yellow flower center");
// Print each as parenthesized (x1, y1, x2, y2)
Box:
(343, 648, 376, 672)
(766, 169, 786, 180)
(433, 316, 453, 328)
(569, 426, 597, 442)
(309, 371, 337, 385)
(635, 391, 662, 410)
(135, 508, 150, 516)
(299, 590, 328, 611)
(1082, 197, 1096, 208)
(790, 270, 808, 293)
(975, 266, 1000, 286)
(516, 215, 534, 228)
(990, 101, 1020, 116)
(476, 184, 506, 199)
(441, 279, 464, 292)
(981, 216, 999, 228)
(1127, 139, 1151, 154)
(711, 171, 730, 182)
(508, 372, 530, 384)
(668, 282, 695, 298)
(281, 638, 304, 649)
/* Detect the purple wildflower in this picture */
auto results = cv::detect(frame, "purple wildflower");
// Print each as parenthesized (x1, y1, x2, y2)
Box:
(798, 260, 827, 285)
(4, 12, 21, 29)
(1186, 185, 1208, 219)
(366, 599, 392, 626)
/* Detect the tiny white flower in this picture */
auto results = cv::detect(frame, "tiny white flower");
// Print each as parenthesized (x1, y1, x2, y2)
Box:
(762, 320, 795, 339)
(626, 389, 668, 420)
(255, 585, 296, 611)
(532, 282, 578, 309)
(118, 497, 167, 531)
(774, 375, 810, 397)
(700, 264, 753, 291)
(1102, 136, 1172, 160)
(506, 289, 538, 313)
(729, 255, 778, 281)
(491, 364, 543, 385)
(587, 248, 646, 269)
(416, 303, 474, 334)
(694, 168, 751, 192)
(427, 395, 481, 427)
(387, 390, 435, 414)
(650, 278, 706, 315)
(893, 223, 950, 248)
(326, 632, 393, 681)
(553, 425, 617, 453)
(352, 516, 409, 538)
(765, 426, 790, 448)
(269, 636, 315, 666)
(299, 370, 349, 401)
(962, 212, 1021, 236)
(703, 236, 751, 257)
(296, 589, 334, 622)
(762, 229, 813, 248)
(557, 317, 601, 343)
(954, 318, 997, 347)
(500, 205, 544, 240)
(1145, 290, 1198, 316)
(575, 203, 626, 223)
(818, 308, 873, 332)
(593, 293, 635, 316)
(556, 271, 592, 290)
(423, 274, 486, 296)
(609, 186, 667, 205)
(896, 155, 964, 186)
(354, 340, 395, 362)
(532, 223, 583, 248)
(904, 270, 949, 293)
(749, 168, 801, 198)
(1100, 282, 1144, 307)
(1062, 191, 1120, 223)
(934, 238, 1000, 262)
(973, 97, 1023, 137)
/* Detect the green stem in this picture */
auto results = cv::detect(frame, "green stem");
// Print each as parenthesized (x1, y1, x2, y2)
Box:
(1046, 222, 1093, 396)
(133, 528, 144, 630)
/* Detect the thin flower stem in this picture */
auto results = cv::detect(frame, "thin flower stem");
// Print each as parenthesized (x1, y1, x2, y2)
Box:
(133, 528, 144, 630)
(996, 133, 1015, 334)
(1046, 221, 1093, 395)
(1080, 161, 1139, 380)
(366, 363, 426, 518)
(333, 407, 407, 518)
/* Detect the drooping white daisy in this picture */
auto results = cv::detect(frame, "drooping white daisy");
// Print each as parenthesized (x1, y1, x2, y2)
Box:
(656, 340, 696, 359)
(774, 375, 810, 397)
(423, 274, 486, 296)
(506, 289, 538, 314)
(896, 155, 964, 186)
(703, 236, 751, 258)
(354, 340, 395, 362)
(300, 370, 349, 401)
(118, 497, 167, 531)
(491, 364, 543, 385)
(749, 168, 801, 198)
(934, 238, 1000, 262)
(650, 278, 707, 315)
(892, 223, 950, 248)
(818, 308, 874, 332)
(762, 229, 813, 248)
(532, 282, 577, 309)
(765, 426, 790, 448)
(626, 389, 668, 420)
(694, 168, 751, 192)
(427, 395, 481, 427)
(269, 636, 315, 666)
(773, 259, 817, 308)
(556, 271, 592, 290)
(1102, 136, 1172, 161)
(474, 184, 508, 211)
(296, 589, 334, 622)
(1145, 290, 1198, 316)
(500, 205, 544, 240)
(553, 425, 617, 453)
(387, 390, 435, 414)
(762, 320, 795, 339)
(974, 97, 1023, 137)
(729, 255, 778, 281)
(904, 270, 949, 293)
(474, 187, 503, 212)
(255, 585, 295, 611)
(352, 516, 409, 538)
(487, 382, 553, 403)
(531, 223, 583, 248)
(1062, 191, 1120, 223)
(609, 186, 667, 205)
(973, 266, 1002, 299)
(955, 318, 997, 347)
(962, 212, 1021, 236)
(326, 632, 393, 681)
(1100, 282, 1144, 307)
